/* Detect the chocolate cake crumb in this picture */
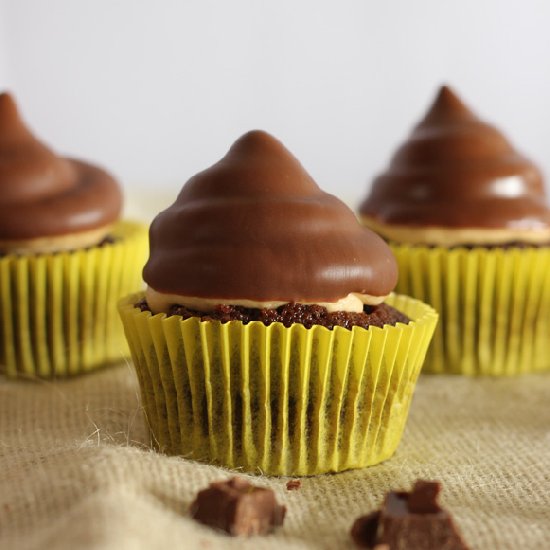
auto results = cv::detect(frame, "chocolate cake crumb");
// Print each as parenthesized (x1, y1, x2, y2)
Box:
(286, 480, 301, 491)
(135, 300, 409, 330)
(351, 480, 470, 549)
(97, 234, 118, 247)
(190, 477, 286, 537)
(136, 299, 151, 313)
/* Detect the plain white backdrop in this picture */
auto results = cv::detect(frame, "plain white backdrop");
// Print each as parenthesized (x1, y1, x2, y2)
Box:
(1, 0, 550, 210)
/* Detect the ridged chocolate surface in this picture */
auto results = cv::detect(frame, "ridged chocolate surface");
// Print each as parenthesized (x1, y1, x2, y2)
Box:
(360, 86, 550, 229)
(0, 92, 122, 239)
(144, 130, 397, 302)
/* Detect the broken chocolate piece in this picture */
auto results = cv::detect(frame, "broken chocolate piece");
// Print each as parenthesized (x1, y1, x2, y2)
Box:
(351, 480, 470, 549)
(285, 479, 301, 491)
(408, 480, 442, 514)
(351, 511, 381, 548)
(190, 477, 286, 536)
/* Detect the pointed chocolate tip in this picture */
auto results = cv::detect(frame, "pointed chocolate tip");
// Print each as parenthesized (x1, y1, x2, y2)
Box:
(0, 91, 19, 118)
(420, 84, 477, 125)
(229, 129, 286, 156)
(236, 129, 274, 142)
(434, 85, 463, 107)
(0, 90, 16, 110)
(0, 91, 32, 139)
(211, 129, 321, 196)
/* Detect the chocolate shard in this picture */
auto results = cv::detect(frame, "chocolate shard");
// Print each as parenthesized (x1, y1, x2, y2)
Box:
(407, 480, 442, 514)
(351, 480, 470, 549)
(351, 511, 381, 548)
(190, 477, 286, 537)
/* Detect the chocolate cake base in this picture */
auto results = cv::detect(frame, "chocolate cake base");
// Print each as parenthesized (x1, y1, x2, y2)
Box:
(136, 300, 409, 331)
(464, 241, 550, 249)
(390, 239, 550, 250)
(0, 234, 119, 257)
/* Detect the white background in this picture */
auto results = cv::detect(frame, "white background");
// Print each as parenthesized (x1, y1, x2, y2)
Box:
(1, 0, 550, 209)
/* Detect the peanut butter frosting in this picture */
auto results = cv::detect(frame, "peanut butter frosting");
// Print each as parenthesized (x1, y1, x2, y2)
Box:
(359, 86, 550, 246)
(0, 92, 122, 250)
(144, 130, 398, 307)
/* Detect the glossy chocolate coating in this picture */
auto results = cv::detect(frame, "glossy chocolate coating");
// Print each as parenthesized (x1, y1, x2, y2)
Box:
(0, 92, 122, 240)
(144, 130, 397, 302)
(351, 481, 470, 550)
(360, 86, 550, 230)
(190, 477, 286, 536)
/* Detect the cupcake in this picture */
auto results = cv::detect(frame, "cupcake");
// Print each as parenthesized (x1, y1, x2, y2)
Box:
(0, 92, 148, 378)
(119, 130, 437, 475)
(359, 85, 550, 375)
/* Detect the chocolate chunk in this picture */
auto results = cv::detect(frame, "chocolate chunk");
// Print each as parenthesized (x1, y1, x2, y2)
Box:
(190, 477, 286, 536)
(407, 480, 442, 514)
(285, 480, 301, 491)
(351, 511, 381, 548)
(351, 480, 470, 549)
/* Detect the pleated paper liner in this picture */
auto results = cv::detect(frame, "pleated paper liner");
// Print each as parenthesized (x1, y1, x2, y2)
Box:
(392, 244, 550, 375)
(0, 221, 148, 378)
(119, 292, 437, 476)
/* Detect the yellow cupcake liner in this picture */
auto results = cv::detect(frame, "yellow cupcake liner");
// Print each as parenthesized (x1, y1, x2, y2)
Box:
(0, 221, 148, 378)
(392, 244, 550, 375)
(119, 292, 437, 476)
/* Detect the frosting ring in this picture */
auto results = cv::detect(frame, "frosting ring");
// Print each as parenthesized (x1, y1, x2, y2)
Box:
(145, 286, 389, 315)
(361, 214, 550, 247)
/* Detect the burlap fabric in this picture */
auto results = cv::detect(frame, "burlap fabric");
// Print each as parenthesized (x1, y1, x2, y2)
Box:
(1, 363, 548, 549)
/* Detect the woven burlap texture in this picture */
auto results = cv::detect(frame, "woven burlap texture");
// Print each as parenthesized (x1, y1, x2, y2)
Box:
(0, 363, 548, 550)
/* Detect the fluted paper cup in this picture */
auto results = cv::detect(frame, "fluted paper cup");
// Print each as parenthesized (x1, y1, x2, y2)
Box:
(119, 292, 437, 476)
(392, 244, 550, 375)
(0, 221, 148, 378)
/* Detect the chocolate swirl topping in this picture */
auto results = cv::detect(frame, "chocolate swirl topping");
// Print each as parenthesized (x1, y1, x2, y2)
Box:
(360, 86, 550, 230)
(144, 130, 397, 302)
(0, 92, 122, 241)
